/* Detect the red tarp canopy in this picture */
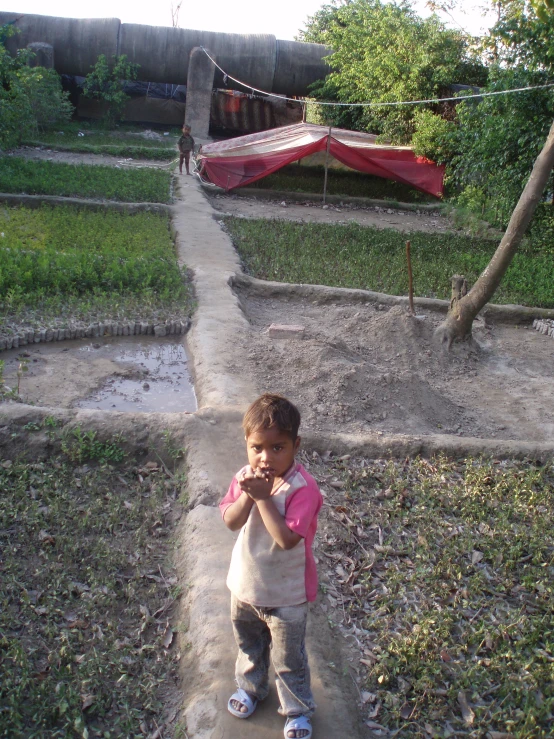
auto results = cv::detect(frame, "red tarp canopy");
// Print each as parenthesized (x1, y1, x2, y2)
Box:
(197, 122, 445, 198)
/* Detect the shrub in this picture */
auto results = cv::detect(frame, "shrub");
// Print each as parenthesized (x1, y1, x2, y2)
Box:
(82, 54, 139, 128)
(411, 109, 457, 165)
(16, 65, 73, 130)
(0, 24, 73, 149)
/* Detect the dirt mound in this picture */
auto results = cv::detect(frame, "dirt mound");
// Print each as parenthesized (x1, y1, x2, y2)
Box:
(237, 292, 554, 441)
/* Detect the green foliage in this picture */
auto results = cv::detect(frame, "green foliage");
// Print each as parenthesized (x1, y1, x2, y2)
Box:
(16, 65, 73, 130)
(225, 216, 554, 307)
(0, 205, 188, 309)
(315, 452, 554, 737)
(0, 24, 35, 149)
(0, 457, 180, 735)
(492, 0, 554, 70)
(0, 157, 171, 202)
(61, 427, 125, 463)
(0, 24, 73, 149)
(411, 109, 457, 164)
(449, 67, 554, 228)
(82, 54, 140, 128)
(299, 0, 487, 141)
(531, 0, 554, 22)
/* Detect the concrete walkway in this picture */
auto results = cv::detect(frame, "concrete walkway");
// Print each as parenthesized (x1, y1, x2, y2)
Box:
(171, 176, 367, 738)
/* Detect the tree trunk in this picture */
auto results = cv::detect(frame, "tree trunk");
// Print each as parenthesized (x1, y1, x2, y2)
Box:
(435, 117, 554, 348)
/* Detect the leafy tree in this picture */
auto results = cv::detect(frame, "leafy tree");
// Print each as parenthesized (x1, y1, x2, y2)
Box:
(0, 23, 72, 150)
(492, 0, 554, 69)
(299, 0, 487, 141)
(435, 116, 554, 346)
(82, 54, 139, 128)
(450, 66, 554, 227)
(434, 2, 554, 346)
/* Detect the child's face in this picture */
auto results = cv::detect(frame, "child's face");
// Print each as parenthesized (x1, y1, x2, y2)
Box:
(183, 126, 190, 134)
(246, 425, 300, 479)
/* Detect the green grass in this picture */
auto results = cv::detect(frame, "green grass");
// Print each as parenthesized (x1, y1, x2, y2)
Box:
(307, 451, 554, 738)
(0, 205, 192, 317)
(225, 217, 554, 308)
(0, 447, 185, 737)
(243, 164, 436, 203)
(0, 158, 172, 203)
(22, 121, 180, 160)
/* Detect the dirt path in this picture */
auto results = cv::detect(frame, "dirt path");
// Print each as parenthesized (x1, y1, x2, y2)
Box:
(208, 190, 460, 234)
(10, 146, 175, 168)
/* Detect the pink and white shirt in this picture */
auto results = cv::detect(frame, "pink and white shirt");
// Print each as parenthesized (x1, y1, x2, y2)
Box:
(220, 463, 323, 607)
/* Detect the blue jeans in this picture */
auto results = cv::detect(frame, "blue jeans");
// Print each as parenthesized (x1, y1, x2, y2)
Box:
(231, 594, 316, 717)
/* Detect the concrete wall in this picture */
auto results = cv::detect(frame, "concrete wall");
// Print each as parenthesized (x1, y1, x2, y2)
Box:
(0, 12, 330, 96)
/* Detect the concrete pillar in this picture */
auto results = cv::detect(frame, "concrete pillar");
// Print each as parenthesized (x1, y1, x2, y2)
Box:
(185, 46, 215, 142)
(27, 42, 54, 69)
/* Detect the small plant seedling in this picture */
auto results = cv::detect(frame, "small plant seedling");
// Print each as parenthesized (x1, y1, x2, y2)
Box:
(61, 427, 125, 464)
(23, 421, 41, 432)
(161, 429, 185, 473)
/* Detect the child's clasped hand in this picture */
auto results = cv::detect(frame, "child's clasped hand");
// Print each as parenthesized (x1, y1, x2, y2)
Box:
(238, 465, 274, 500)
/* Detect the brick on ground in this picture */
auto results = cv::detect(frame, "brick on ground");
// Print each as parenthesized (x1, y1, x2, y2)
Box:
(268, 324, 305, 339)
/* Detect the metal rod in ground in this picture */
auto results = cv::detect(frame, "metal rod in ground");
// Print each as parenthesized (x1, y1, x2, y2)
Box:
(323, 124, 332, 204)
(406, 240, 415, 315)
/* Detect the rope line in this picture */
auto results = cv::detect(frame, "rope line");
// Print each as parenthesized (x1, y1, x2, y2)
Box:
(199, 46, 554, 109)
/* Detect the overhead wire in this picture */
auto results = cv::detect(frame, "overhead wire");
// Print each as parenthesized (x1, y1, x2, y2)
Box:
(199, 46, 554, 109)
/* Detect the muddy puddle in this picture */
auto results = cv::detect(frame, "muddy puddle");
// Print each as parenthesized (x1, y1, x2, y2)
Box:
(2, 336, 196, 412)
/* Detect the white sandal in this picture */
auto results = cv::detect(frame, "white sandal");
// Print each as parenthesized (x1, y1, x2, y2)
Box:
(284, 714, 312, 738)
(227, 688, 258, 718)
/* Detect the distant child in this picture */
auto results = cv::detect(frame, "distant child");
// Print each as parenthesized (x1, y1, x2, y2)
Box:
(220, 393, 323, 739)
(178, 124, 195, 175)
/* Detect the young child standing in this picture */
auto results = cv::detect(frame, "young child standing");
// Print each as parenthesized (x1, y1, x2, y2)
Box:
(220, 393, 323, 739)
(178, 124, 195, 175)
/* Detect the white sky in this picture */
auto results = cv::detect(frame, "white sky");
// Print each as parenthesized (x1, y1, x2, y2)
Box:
(1, 0, 496, 41)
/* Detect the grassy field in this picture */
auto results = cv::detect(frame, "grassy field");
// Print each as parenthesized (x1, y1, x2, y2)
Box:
(0, 205, 193, 323)
(224, 217, 554, 308)
(22, 122, 179, 161)
(306, 451, 554, 738)
(0, 158, 172, 203)
(0, 436, 186, 737)
(243, 164, 436, 204)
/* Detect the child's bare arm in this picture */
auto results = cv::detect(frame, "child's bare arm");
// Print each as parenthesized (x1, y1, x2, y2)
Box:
(223, 492, 256, 531)
(238, 469, 302, 550)
(255, 498, 302, 550)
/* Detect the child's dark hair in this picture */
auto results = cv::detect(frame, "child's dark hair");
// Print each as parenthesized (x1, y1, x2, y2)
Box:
(243, 393, 301, 440)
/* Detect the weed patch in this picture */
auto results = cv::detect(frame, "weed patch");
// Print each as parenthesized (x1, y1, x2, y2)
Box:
(21, 121, 179, 160)
(305, 452, 554, 738)
(225, 217, 554, 308)
(0, 205, 192, 319)
(22, 141, 176, 160)
(0, 454, 186, 737)
(0, 157, 171, 203)
(244, 164, 435, 203)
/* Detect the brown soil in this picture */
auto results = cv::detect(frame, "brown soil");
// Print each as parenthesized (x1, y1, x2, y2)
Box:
(208, 190, 458, 234)
(233, 292, 554, 442)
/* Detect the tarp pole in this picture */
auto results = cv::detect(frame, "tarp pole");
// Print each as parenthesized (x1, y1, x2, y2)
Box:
(323, 125, 332, 204)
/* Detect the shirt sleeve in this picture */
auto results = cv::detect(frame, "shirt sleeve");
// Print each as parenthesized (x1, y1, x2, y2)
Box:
(219, 474, 243, 519)
(284, 484, 322, 539)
